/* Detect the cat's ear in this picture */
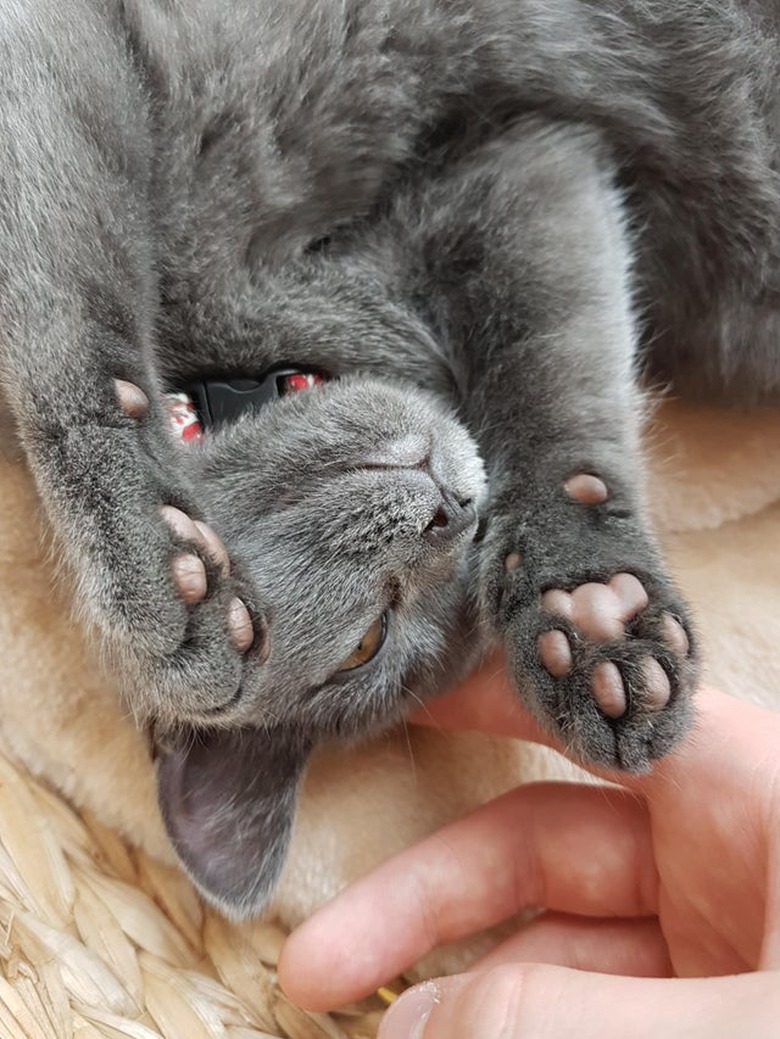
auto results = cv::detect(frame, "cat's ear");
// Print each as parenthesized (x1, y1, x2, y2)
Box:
(155, 725, 311, 917)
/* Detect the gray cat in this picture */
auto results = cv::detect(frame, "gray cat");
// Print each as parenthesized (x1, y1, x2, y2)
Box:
(0, 0, 777, 917)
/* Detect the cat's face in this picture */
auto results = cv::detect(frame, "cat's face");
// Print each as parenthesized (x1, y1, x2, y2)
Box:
(155, 374, 488, 915)
(203, 375, 487, 730)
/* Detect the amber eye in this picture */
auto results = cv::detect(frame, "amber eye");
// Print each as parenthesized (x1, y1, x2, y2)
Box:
(336, 613, 388, 672)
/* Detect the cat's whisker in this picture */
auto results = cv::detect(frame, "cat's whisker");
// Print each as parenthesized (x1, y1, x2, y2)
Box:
(398, 716, 418, 787)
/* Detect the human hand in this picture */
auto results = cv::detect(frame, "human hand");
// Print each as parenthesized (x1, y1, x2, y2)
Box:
(279, 656, 780, 1037)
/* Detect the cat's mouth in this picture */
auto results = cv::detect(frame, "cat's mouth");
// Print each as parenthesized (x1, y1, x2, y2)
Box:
(163, 367, 327, 441)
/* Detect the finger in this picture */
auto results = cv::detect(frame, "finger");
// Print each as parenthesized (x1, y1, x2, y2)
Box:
(410, 650, 554, 747)
(474, 912, 671, 978)
(379, 966, 780, 1039)
(279, 782, 654, 1010)
(412, 661, 777, 797)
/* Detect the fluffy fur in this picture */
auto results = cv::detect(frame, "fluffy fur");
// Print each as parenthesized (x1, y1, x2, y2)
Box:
(0, 0, 777, 914)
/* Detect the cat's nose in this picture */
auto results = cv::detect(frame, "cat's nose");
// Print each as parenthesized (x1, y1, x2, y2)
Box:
(423, 487, 476, 543)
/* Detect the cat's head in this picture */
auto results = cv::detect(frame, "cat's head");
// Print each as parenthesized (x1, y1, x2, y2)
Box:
(153, 374, 488, 917)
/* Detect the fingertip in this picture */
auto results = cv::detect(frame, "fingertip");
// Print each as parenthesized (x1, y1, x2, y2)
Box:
(278, 912, 382, 1012)
(379, 968, 538, 1039)
(378, 981, 439, 1039)
(388, 968, 780, 1039)
(277, 928, 316, 1007)
(277, 919, 333, 1009)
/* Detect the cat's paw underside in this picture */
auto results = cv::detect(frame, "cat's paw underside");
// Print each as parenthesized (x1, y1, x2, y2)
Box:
(57, 380, 265, 725)
(489, 473, 697, 771)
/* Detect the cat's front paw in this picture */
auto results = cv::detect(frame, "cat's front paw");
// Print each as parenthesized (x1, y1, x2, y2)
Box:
(80, 380, 268, 726)
(525, 570, 695, 770)
(489, 472, 697, 771)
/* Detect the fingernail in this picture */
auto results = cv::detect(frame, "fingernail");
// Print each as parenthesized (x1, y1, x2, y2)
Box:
(380, 982, 438, 1039)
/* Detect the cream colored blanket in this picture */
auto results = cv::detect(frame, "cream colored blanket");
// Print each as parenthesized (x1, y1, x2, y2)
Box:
(0, 399, 778, 1038)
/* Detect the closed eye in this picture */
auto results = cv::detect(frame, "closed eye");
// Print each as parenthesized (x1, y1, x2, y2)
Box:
(335, 611, 388, 673)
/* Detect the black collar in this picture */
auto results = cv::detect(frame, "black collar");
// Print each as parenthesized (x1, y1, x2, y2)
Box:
(185, 368, 325, 427)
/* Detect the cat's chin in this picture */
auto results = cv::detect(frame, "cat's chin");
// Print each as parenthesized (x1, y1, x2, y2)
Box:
(146, 592, 485, 919)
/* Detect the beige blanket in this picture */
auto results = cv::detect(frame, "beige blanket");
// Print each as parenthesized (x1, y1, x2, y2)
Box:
(0, 399, 778, 1037)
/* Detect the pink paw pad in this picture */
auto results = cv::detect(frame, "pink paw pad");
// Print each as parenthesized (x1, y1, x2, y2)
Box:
(542, 573, 648, 641)
(536, 630, 573, 677)
(591, 661, 627, 718)
(114, 379, 149, 419)
(564, 473, 609, 505)
(160, 505, 254, 655)
(539, 572, 683, 720)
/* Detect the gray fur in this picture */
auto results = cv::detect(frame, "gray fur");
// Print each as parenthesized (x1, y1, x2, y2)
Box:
(0, 0, 777, 915)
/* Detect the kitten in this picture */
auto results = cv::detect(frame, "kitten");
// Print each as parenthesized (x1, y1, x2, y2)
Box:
(0, 0, 777, 916)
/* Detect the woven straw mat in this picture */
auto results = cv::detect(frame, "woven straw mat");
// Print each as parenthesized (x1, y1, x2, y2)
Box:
(0, 746, 396, 1039)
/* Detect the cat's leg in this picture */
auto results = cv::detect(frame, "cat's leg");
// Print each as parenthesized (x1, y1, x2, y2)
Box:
(425, 122, 697, 770)
(0, 17, 262, 729)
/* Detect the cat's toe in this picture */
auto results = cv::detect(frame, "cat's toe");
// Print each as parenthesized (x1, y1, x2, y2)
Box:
(590, 660, 628, 719)
(162, 508, 223, 574)
(536, 629, 573, 677)
(114, 378, 149, 419)
(662, 614, 690, 656)
(160, 504, 256, 652)
(171, 553, 208, 604)
(227, 597, 255, 652)
(636, 656, 672, 710)
(586, 653, 671, 720)
(193, 519, 230, 573)
(161, 506, 230, 575)
(161, 504, 201, 542)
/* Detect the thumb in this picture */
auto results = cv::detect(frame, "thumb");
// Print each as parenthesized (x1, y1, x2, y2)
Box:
(378, 965, 780, 1039)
